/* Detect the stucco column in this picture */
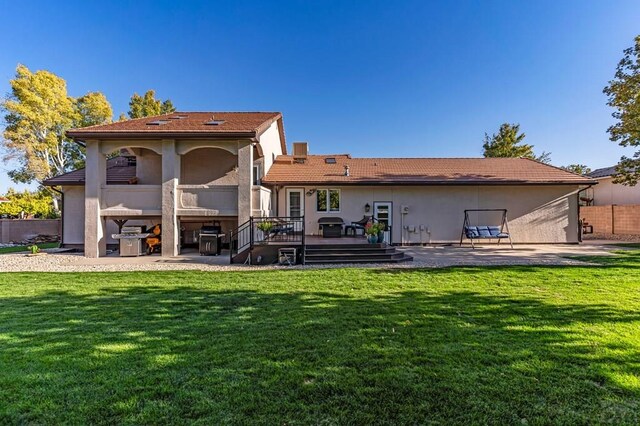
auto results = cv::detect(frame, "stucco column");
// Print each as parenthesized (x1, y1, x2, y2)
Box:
(162, 139, 181, 257)
(84, 140, 107, 257)
(237, 141, 253, 224)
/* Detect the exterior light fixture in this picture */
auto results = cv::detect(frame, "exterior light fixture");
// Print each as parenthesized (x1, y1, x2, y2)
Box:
(306, 189, 316, 196)
(365, 203, 371, 212)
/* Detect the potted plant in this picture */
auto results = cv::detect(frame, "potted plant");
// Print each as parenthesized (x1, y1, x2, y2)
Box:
(377, 222, 386, 244)
(365, 222, 379, 244)
(256, 221, 274, 241)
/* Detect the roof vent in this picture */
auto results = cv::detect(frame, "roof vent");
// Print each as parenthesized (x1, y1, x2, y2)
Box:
(204, 120, 225, 126)
(168, 115, 188, 120)
(344, 165, 350, 177)
(146, 120, 170, 125)
(325, 157, 336, 164)
(293, 142, 308, 163)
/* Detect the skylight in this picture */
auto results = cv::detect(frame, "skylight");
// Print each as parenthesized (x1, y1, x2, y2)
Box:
(204, 120, 225, 126)
(146, 120, 170, 125)
(168, 115, 188, 120)
(325, 157, 337, 164)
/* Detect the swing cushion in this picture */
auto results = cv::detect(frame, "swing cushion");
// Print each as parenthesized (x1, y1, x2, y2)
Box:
(464, 226, 509, 239)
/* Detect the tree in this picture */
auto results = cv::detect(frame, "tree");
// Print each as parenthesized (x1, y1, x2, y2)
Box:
(561, 164, 592, 175)
(126, 90, 176, 119)
(0, 188, 58, 219)
(482, 123, 551, 163)
(603, 35, 640, 186)
(1, 64, 113, 185)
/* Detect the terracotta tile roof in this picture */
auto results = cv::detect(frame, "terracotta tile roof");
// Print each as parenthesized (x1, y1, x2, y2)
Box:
(0, 197, 9, 202)
(43, 157, 136, 186)
(67, 111, 283, 139)
(263, 155, 596, 185)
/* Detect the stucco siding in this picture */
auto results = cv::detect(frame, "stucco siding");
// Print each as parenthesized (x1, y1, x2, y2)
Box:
(276, 185, 580, 243)
(180, 148, 238, 185)
(136, 150, 162, 184)
(62, 186, 86, 245)
(258, 121, 284, 173)
(592, 177, 640, 205)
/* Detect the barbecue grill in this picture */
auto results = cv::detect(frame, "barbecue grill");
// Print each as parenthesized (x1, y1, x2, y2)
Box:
(112, 226, 153, 257)
(318, 217, 344, 238)
(199, 223, 224, 256)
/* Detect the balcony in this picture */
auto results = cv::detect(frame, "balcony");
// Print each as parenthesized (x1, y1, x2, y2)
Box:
(177, 185, 238, 216)
(100, 185, 162, 216)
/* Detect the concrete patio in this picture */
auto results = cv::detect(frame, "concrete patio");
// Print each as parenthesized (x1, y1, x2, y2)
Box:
(0, 241, 631, 272)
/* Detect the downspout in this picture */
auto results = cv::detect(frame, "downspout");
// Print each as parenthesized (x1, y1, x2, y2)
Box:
(50, 186, 64, 248)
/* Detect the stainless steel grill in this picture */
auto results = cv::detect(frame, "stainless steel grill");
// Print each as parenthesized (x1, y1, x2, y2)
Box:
(199, 224, 224, 256)
(112, 226, 153, 257)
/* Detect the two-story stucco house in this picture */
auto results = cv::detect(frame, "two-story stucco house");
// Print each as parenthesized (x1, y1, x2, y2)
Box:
(45, 112, 285, 257)
(45, 111, 595, 261)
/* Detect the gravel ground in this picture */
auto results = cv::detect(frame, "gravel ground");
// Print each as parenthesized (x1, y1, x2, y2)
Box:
(0, 246, 600, 273)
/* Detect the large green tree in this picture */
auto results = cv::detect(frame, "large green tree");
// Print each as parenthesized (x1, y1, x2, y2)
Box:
(125, 90, 176, 119)
(0, 188, 58, 219)
(603, 35, 640, 185)
(482, 123, 551, 163)
(1, 64, 113, 185)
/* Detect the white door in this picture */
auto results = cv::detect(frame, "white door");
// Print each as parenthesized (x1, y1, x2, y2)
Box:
(373, 201, 392, 243)
(286, 189, 304, 233)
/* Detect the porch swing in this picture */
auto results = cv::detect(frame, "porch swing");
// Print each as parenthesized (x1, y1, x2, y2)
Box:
(459, 209, 513, 249)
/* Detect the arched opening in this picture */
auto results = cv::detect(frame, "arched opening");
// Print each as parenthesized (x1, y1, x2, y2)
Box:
(180, 148, 238, 185)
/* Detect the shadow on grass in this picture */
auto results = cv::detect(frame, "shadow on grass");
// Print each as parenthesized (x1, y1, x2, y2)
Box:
(1, 277, 639, 424)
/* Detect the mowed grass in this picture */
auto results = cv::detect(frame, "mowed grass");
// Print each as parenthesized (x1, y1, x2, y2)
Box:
(1, 253, 639, 424)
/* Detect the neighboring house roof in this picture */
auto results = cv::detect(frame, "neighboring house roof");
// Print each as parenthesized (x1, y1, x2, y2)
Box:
(0, 196, 9, 203)
(66, 111, 286, 154)
(43, 157, 136, 186)
(587, 166, 617, 179)
(263, 155, 596, 185)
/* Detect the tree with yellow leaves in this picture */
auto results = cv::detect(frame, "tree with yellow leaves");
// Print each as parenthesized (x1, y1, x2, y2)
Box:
(1, 64, 113, 185)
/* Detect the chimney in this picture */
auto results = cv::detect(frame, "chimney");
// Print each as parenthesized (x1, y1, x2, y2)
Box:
(292, 142, 308, 163)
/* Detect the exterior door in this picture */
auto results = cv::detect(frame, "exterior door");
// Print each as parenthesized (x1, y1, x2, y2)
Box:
(373, 201, 392, 243)
(286, 188, 304, 233)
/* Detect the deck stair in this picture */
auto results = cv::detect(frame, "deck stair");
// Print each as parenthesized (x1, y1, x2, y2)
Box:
(304, 243, 413, 264)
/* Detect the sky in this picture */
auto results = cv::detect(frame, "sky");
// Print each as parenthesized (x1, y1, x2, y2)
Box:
(1, 0, 639, 192)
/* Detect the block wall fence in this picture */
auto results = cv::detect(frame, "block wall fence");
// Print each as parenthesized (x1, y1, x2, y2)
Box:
(581, 205, 640, 235)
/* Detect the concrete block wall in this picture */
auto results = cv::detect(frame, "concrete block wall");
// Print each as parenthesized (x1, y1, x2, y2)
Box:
(0, 219, 61, 243)
(581, 205, 640, 235)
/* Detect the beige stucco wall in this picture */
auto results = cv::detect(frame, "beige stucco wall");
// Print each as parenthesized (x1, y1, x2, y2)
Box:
(180, 148, 238, 185)
(136, 150, 162, 185)
(63, 185, 159, 246)
(258, 121, 284, 173)
(276, 185, 580, 243)
(592, 177, 640, 205)
(62, 186, 86, 245)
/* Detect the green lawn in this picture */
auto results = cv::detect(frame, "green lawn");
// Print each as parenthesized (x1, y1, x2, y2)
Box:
(0, 242, 58, 254)
(1, 252, 639, 424)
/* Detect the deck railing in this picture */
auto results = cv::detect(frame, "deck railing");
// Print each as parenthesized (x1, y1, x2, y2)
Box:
(229, 216, 305, 264)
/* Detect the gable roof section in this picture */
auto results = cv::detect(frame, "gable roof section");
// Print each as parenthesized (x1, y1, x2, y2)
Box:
(67, 111, 287, 154)
(263, 155, 596, 186)
(43, 157, 136, 186)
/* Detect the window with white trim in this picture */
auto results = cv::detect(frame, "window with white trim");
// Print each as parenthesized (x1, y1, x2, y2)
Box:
(316, 189, 340, 212)
(253, 164, 262, 185)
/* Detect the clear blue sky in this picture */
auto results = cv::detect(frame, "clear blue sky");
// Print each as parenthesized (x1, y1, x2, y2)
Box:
(1, 0, 639, 192)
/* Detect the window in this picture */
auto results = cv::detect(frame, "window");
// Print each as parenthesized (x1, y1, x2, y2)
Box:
(316, 189, 340, 212)
(324, 157, 336, 164)
(253, 164, 261, 185)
